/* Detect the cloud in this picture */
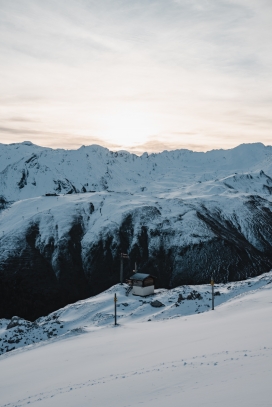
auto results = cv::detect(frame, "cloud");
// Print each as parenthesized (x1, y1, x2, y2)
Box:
(3, 117, 38, 123)
(0, 126, 120, 150)
(127, 139, 211, 154)
(0, 0, 272, 151)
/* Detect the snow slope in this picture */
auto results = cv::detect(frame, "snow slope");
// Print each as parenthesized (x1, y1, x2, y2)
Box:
(0, 272, 271, 355)
(0, 273, 271, 407)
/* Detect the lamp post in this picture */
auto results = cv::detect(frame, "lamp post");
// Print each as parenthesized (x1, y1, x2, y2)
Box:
(211, 276, 215, 310)
(120, 253, 129, 284)
(114, 293, 117, 325)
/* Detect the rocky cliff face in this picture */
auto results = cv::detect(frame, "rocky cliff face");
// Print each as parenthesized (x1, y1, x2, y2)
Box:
(1, 142, 272, 320)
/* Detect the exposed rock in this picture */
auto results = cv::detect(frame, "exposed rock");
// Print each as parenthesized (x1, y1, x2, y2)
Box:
(7, 316, 30, 329)
(186, 291, 203, 300)
(150, 300, 165, 308)
(177, 294, 184, 303)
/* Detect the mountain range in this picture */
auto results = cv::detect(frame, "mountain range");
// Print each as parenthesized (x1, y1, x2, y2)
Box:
(1, 141, 272, 320)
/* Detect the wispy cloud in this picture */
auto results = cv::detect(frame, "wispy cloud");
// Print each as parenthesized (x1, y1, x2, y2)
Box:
(0, 125, 121, 150)
(3, 117, 38, 123)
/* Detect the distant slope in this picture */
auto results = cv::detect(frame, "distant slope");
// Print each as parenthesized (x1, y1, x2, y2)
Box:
(1, 141, 272, 202)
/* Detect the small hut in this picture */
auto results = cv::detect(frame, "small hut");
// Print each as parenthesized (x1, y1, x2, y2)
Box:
(128, 273, 155, 297)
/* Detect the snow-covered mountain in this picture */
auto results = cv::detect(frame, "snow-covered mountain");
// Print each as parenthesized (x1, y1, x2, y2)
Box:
(1, 141, 272, 201)
(1, 141, 272, 320)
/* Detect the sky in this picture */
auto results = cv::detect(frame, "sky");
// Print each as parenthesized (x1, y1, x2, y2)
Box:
(0, 0, 272, 154)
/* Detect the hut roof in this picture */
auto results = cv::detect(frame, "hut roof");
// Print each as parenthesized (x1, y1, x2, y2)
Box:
(129, 273, 155, 281)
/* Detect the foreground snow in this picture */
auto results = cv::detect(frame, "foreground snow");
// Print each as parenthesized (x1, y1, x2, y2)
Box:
(0, 275, 272, 406)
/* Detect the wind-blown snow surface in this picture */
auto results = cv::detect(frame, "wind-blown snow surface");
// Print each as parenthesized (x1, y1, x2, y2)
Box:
(0, 274, 271, 407)
(1, 141, 272, 320)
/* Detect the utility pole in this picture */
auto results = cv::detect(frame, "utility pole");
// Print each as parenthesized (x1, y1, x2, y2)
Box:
(114, 293, 117, 325)
(211, 275, 215, 310)
(120, 253, 129, 284)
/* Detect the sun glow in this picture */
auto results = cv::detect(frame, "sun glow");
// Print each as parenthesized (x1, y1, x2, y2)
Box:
(100, 107, 158, 147)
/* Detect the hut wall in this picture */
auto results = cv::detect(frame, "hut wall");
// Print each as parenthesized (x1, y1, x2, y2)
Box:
(133, 285, 154, 296)
(143, 278, 154, 287)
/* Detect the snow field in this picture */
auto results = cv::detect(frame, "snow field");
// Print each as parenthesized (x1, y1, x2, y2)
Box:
(0, 279, 271, 407)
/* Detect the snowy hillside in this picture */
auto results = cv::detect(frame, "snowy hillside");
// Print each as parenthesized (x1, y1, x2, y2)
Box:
(0, 273, 271, 407)
(1, 142, 272, 320)
(0, 271, 271, 356)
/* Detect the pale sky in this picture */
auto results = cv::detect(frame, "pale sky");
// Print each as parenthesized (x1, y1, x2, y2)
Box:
(0, 0, 272, 153)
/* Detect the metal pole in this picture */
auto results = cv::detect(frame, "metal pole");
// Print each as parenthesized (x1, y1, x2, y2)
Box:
(114, 293, 117, 325)
(135, 262, 137, 273)
(120, 256, 123, 284)
(211, 276, 214, 310)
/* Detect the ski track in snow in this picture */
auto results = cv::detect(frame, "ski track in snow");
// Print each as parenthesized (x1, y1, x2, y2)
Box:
(2, 345, 271, 407)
